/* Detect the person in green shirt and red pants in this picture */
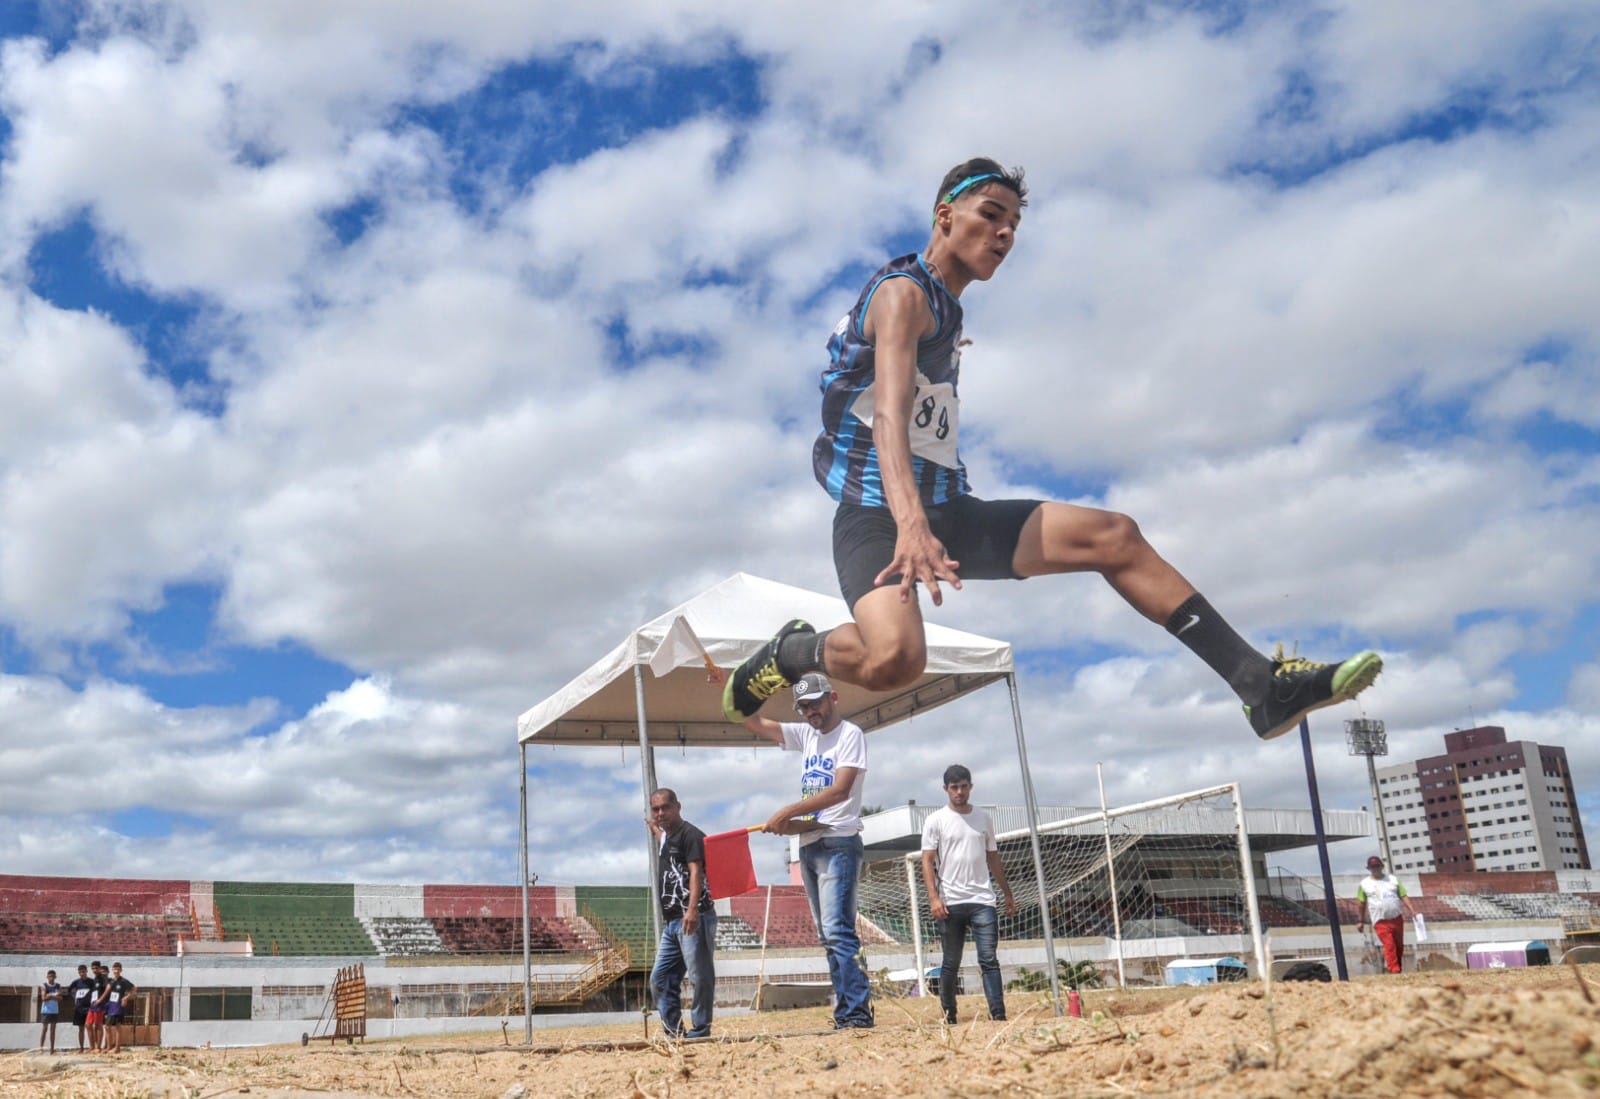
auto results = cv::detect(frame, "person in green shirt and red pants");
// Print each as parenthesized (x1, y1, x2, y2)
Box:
(1356, 855, 1413, 973)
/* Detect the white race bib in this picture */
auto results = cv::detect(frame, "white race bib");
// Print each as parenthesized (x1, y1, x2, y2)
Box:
(847, 371, 960, 469)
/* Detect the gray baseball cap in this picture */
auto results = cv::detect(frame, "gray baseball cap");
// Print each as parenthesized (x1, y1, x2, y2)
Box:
(793, 673, 833, 702)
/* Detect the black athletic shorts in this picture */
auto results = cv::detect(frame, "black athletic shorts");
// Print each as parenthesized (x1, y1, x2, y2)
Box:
(832, 494, 1043, 610)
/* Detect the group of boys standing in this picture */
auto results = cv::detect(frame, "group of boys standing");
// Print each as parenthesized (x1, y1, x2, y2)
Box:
(36, 961, 137, 1054)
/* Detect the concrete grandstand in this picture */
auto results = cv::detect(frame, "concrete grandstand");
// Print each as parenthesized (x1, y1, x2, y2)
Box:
(5, 833, 1600, 1048)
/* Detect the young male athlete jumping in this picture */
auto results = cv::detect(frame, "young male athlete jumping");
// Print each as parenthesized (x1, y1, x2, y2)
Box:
(724, 157, 1381, 740)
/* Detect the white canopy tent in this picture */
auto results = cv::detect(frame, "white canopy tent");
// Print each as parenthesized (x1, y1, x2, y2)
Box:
(518, 572, 1020, 747)
(512, 572, 1063, 1034)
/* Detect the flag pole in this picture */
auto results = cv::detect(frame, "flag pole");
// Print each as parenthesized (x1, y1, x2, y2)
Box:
(753, 884, 774, 1011)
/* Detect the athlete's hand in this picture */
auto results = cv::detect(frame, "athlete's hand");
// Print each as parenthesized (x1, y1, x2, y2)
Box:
(877, 522, 961, 606)
(930, 897, 949, 921)
(683, 910, 699, 937)
(762, 809, 793, 835)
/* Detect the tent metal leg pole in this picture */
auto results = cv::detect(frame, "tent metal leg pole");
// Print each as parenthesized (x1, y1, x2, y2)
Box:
(1007, 672, 1064, 1016)
(636, 665, 663, 946)
(520, 740, 533, 1043)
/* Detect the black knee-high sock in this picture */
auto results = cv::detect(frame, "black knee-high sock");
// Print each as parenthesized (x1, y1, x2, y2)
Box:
(1165, 594, 1272, 701)
(778, 628, 830, 678)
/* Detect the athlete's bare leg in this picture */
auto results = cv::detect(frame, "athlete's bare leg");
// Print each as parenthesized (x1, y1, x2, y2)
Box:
(1010, 502, 1195, 622)
(819, 586, 927, 692)
(726, 501, 1380, 740)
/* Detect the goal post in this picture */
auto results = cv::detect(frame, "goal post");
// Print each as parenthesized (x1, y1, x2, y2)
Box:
(857, 782, 1267, 990)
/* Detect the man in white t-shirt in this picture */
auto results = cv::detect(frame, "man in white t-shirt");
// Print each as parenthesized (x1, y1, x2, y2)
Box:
(744, 673, 874, 1029)
(1355, 855, 1412, 974)
(920, 764, 1016, 1024)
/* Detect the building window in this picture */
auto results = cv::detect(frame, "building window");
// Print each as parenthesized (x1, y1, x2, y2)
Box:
(0, 987, 35, 1024)
(190, 987, 253, 1021)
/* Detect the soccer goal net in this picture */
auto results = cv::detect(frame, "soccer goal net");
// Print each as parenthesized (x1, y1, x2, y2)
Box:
(856, 782, 1265, 988)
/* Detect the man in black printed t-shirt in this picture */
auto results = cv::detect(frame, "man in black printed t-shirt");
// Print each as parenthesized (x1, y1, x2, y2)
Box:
(646, 788, 717, 1039)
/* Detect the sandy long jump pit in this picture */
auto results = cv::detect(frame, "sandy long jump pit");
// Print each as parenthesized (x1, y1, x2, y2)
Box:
(4, 967, 1600, 1098)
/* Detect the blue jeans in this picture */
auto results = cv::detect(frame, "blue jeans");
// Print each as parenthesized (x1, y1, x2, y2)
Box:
(939, 903, 1005, 1021)
(799, 834, 872, 1026)
(651, 910, 717, 1037)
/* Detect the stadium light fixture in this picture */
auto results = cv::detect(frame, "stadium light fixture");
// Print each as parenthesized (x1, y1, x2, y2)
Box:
(1345, 718, 1388, 758)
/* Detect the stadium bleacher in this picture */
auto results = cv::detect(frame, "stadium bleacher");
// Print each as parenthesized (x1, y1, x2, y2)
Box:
(1406, 895, 1479, 922)
(1255, 895, 1325, 928)
(0, 876, 193, 955)
(0, 876, 633, 960)
(728, 887, 818, 947)
(562, 912, 611, 952)
(211, 881, 376, 957)
(713, 914, 762, 951)
(1492, 893, 1600, 922)
(1333, 897, 1364, 924)
(361, 916, 449, 956)
(0, 914, 174, 955)
(5, 870, 1597, 965)
(1156, 897, 1245, 935)
(429, 915, 596, 955)
(575, 885, 657, 966)
(1439, 893, 1518, 920)
(418, 884, 596, 956)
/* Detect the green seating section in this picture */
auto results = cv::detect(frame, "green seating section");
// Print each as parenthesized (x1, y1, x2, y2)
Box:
(212, 881, 376, 957)
(575, 885, 655, 969)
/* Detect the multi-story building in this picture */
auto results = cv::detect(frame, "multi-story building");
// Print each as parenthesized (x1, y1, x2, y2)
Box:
(1374, 725, 1589, 874)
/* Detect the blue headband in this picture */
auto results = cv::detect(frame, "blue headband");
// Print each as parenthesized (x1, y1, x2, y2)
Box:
(944, 173, 1002, 203)
(933, 172, 1003, 225)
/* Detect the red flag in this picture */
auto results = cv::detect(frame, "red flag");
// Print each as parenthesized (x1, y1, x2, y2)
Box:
(703, 828, 758, 899)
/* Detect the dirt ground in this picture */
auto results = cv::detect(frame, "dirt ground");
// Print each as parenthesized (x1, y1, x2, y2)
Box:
(5, 967, 1600, 1098)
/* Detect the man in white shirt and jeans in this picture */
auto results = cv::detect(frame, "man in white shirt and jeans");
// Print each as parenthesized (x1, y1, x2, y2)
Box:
(921, 764, 1016, 1024)
(745, 673, 874, 1029)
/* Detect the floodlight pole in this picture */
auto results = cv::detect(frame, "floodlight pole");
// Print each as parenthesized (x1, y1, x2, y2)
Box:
(1346, 718, 1392, 869)
(1298, 716, 1349, 981)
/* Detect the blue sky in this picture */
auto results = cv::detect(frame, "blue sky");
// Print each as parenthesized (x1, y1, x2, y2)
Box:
(0, 1, 1597, 888)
